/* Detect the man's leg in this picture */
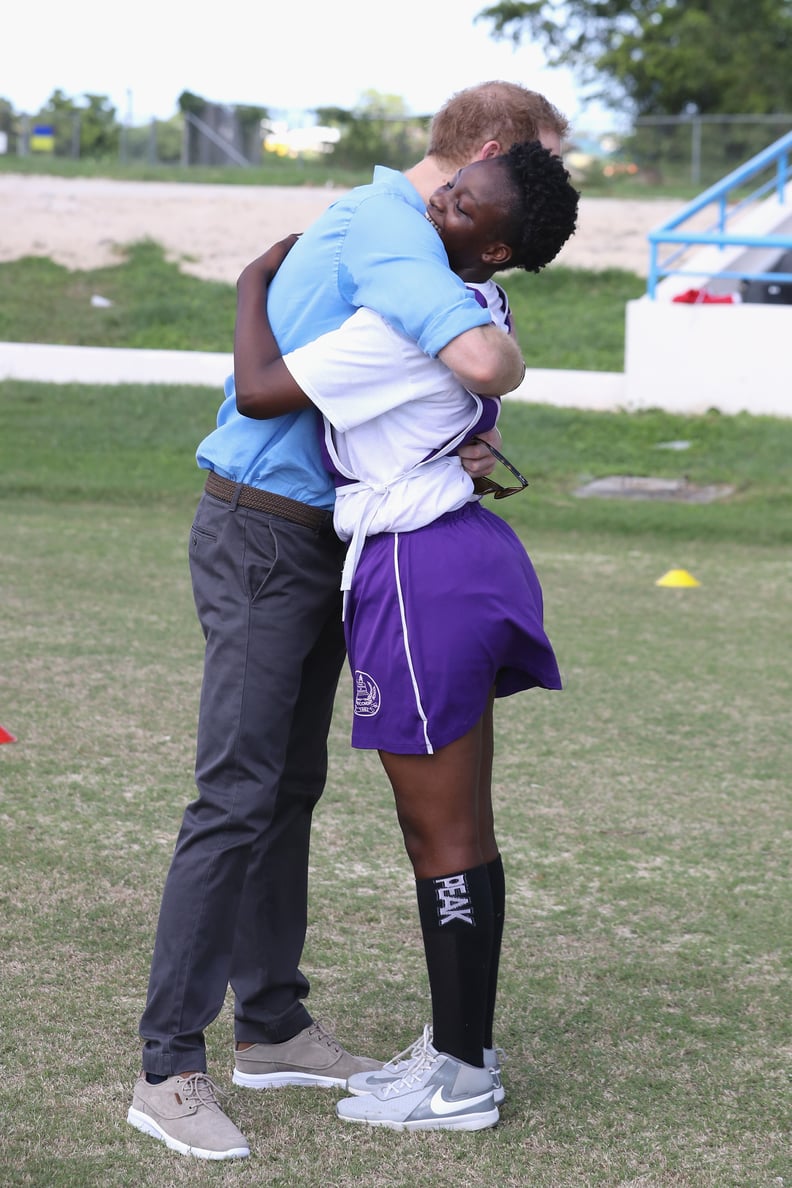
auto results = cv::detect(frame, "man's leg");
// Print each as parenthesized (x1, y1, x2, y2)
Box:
(138, 497, 343, 1072)
(230, 602, 382, 1087)
(230, 600, 345, 1038)
(130, 495, 345, 1155)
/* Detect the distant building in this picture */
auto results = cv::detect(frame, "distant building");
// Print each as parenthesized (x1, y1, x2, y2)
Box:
(264, 121, 340, 159)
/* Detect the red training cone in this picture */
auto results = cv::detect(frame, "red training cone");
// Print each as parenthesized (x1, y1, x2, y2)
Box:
(0, 724, 17, 744)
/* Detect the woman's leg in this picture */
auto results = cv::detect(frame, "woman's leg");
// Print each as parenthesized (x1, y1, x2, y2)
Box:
(475, 693, 505, 1051)
(476, 691, 497, 864)
(379, 710, 495, 1068)
(381, 719, 484, 879)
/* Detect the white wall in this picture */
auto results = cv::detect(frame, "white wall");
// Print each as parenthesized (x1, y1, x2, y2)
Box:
(4, 335, 790, 419)
(0, 342, 232, 387)
(624, 300, 792, 417)
(621, 185, 792, 418)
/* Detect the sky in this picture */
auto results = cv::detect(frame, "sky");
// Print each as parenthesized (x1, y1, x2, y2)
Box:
(4, 0, 619, 135)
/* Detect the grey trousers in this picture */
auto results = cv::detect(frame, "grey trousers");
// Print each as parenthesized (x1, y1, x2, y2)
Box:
(139, 490, 347, 1075)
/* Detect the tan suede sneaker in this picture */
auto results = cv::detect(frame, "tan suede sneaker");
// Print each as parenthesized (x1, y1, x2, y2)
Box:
(233, 1021, 382, 1089)
(127, 1072, 249, 1159)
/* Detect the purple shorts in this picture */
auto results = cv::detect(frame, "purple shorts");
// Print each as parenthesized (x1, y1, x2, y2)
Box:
(344, 501, 561, 754)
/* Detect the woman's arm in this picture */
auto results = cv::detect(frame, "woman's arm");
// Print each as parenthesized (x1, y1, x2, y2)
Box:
(233, 234, 312, 419)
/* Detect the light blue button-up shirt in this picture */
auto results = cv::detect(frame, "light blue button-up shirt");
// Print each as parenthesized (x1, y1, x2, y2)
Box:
(196, 166, 493, 508)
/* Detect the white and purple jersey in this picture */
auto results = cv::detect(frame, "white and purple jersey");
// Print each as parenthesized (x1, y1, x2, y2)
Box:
(283, 280, 510, 599)
(284, 304, 496, 603)
(282, 281, 561, 754)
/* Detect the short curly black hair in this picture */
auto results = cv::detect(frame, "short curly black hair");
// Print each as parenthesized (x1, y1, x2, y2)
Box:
(493, 140, 579, 274)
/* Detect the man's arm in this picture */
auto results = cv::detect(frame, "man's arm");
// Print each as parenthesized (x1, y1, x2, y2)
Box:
(338, 194, 526, 395)
(438, 324, 526, 396)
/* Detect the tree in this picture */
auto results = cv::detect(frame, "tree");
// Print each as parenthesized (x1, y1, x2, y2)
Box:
(77, 93, 119, 158)
(124, 115, 183, 165)
(317, 91, 427, 170)
(477, 0, 792, 115)
(36, 89, 119, 157)
(0, 97, 15, 150)
(35, 89, 79, 156)
(177, 90, 207, 116)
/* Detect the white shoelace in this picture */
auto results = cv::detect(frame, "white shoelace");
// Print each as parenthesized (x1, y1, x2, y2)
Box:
(381, 1024, 434, 1075)
(381, 1038, 440, 1096)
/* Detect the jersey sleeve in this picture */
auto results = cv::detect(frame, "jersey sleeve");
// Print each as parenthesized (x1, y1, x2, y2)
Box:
(336, 192, 492, 356)
(282, 310, 426, 433)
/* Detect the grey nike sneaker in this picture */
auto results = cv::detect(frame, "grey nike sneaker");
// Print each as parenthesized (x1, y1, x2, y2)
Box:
(336, 1043, 499, 1132)
(233, 1021, 381, 1089)
(347, 1024, 506, 1104)
(127, 1072, 249, 1160)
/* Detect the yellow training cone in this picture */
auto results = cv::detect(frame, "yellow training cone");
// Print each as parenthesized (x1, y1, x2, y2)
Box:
(655, 568, 701, 588)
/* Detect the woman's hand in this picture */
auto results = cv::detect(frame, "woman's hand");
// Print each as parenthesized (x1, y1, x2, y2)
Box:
(237, 233, 301, 289)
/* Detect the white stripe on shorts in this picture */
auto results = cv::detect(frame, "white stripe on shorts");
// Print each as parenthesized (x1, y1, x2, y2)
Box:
(392, 534, 433, 755)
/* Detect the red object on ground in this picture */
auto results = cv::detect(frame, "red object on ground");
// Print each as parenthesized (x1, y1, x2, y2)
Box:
(0, 724, 17, 744)
(672, 288, 739, 304)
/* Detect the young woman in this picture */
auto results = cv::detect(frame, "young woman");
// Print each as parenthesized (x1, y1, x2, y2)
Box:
(232, 141, 579, 1131)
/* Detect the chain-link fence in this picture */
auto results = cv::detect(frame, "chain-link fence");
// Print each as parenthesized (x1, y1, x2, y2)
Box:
(11, 105, 431, 171)
(14, 113, 184, 164)
(10, 106, 792, 186)
(625, 115, 792, 189)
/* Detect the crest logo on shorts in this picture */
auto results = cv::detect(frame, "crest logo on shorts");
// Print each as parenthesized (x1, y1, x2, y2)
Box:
(354, 670, 381, 717)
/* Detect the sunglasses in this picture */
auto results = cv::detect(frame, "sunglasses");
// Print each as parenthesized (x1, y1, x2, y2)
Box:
(470, 437, 530, 499)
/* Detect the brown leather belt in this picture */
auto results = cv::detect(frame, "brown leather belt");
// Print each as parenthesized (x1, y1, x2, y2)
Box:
(204, 470, 332, 531)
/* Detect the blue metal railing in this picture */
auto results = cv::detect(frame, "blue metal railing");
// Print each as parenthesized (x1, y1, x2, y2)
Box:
(646, 130, 792, 298)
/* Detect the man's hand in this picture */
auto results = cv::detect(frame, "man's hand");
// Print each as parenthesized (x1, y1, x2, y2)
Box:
(457, 425, 503, 479)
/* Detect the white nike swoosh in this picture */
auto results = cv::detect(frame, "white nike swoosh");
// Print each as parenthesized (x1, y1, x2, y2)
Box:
(429, 1087, 494, 1115)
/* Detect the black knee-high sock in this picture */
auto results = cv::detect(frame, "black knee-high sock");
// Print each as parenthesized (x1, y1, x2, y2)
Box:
(415, 863, 494, 1068)
(484, 854, 505, 1050)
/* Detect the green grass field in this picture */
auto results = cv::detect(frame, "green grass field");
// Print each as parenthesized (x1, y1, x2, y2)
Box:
(1, 384, 790, 1187)
(0, 240, 646, 372)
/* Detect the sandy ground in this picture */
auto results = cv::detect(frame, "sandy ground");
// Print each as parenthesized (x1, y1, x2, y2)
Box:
(1, 173, 686, 281)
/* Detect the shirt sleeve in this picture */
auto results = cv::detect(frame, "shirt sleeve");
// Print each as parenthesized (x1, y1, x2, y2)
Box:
(336, 192, 492, 357)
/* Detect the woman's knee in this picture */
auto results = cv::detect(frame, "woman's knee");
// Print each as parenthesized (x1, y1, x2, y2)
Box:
(398, 818, 482, 879)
